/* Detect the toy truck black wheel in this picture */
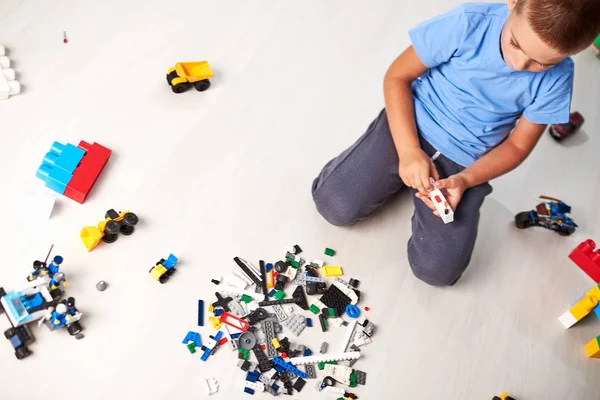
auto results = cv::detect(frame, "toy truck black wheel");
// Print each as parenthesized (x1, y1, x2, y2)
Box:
(67, 321, 83, 336)
(515, 212, 535, 229)
(105, 220, 121, 235)
(102, 232, 119, 243)
(4, 327, 15, 339)
(194, 79, 211, 92)
(172, 83, 190, 94)
(0, 287, 5, 313)
(167, 267, 176, 276)
(120, 212, 138, 235)
(159, 275, 169, 284)
(15, 346, 32, 360)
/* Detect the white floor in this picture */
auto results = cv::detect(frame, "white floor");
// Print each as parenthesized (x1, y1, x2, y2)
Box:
(1, 1, 599, 399)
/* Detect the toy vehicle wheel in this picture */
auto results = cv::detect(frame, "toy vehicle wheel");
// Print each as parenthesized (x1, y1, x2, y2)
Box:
(159, 275, 169, 284)
(50, 288, 63, 300)
(172, 83, 189, 94)
(102, 232, 119, 244)
(19, 328, 33, 345)
(123, 212, 138, 226)
(105, 220, 121, 235)
(15, 346, 32, 360)
(4, 328, 15, 339)
(167, 267, 176, 276)
(194, 79, 211, 92)
(120, 225, 135, 235)
(167, 70, 179, 86)
(67, 321, 83, 336)
(515, 212, 535, 229)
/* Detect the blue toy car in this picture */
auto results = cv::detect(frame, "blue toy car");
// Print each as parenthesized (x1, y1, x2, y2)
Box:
(515, 196, 577, 236)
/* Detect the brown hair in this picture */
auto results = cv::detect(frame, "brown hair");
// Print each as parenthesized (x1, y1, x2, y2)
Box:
(515, 0, 600, 53)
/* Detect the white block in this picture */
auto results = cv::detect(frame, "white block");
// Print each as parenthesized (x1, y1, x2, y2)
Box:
(558, 311, 577, 329)
(429, 178, 454, 223)
(289, 351, 361, 365)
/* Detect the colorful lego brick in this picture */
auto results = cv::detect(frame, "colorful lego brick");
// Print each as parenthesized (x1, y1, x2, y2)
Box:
(324, 248, 335, 256)
(272, 357, 307, 378)
(241, 294, 253, 303)
(323, 266, 343, 277)
(187, 342, 197, 353)
(559, 284, 600, 328)
(310, 304, 320, 315)
(63, 141, 112, 203)
(182, 331, 202, 347)
(569, 239, 600, 283)
(585, 336, 600, 359)
(198, 300, 204, 326)
(243, 387, 254, 395)
(52, 143, 86, 174)
(219, 312, 249, 331)
(36, 160, 72, 194)
(274, 290, 285, 301)
(345, 304, 360, 318)
(306, 317, 313, 327)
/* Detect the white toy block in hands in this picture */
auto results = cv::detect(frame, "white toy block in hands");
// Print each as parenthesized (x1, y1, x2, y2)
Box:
(429, 177, 454, 224)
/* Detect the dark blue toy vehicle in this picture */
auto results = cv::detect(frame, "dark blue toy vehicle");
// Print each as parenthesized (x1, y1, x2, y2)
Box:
(515, 196, 577, 236)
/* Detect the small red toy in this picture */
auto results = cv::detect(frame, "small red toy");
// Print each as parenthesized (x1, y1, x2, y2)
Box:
(548, 111, 584, 141)
(569, 239, 600, 283)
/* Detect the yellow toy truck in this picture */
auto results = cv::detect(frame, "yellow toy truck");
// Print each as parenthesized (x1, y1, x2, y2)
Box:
(166, 61, 214, 94)
(80, 209, 139, 252)
(149, 254, 178, 284)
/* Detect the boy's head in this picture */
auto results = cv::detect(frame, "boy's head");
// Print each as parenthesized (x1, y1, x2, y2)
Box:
(502, 0, 600, 71)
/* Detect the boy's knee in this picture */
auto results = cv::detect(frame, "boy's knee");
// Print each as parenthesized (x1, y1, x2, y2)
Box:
(312, 178, 361, 227)
(407, 245, 466, 286)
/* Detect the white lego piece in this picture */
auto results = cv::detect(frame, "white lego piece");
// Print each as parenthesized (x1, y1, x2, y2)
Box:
(558, 311, 577, 329)
(225, 272, 249, 289)
(19, 192, 56, 220)
(258, 374, 275, 386)
(0, 48, 20, 100)
(245, 381, 265, 392)
(322, 386, 345, 395)
(222, 285, 261, 301)
(264, 368, 277, 379)
(313, 259, 324, 268)
(203, 377, 219, 395)
(429, 178, 454, 223)
(289, 351, 361, 366)
(324, 364, 353, 385)
(339, 320, 357, 352)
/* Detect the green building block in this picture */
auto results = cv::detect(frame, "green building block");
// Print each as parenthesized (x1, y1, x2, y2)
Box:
(285, 257, 300, 268)
(317, 361, 337, 370)
(594, 35, 600, 50)
(238, 348, 249, 360)
(187, 342, 197, 354)
(309, 304, 320, 314)
(349, 370, 357, 387)
(324, 248, 335, 256)
(241, 294, 253, 303)
(274, 290, 285, 301)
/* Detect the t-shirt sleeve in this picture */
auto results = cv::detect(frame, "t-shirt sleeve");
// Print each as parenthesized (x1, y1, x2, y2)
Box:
(523, 60, 574, 125)
(408, 5, 469, 68)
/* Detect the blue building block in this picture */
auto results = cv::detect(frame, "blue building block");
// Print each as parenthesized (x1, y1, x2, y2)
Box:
(306, 318, 313, 327)
(265, 263, 273, 272)
(51, 142, 86, 174)
(268, 289, 277, 297)
(231, 332, 242, 339)
(272, 384, 279, 392)
(345, 304, 360, 319)
(182, 331, 202, 347)
(163, 254, 178, 270)
(244, 388, 255, 395)
(214, 309, 223, 317)
(303, 348, 312, 357)
(198, 300, 204, 326)
(594, 304, 600, 320)
(272, 357, 307, 379)
(36, 163, 72, 194)
(246, 370, 260, 382)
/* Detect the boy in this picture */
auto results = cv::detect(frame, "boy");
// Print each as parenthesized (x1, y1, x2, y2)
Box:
(311, 1, 600, 286)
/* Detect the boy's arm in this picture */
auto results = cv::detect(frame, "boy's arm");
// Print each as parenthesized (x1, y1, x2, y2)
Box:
(441, 116, 547, 190)
(384, 46, 439, 193)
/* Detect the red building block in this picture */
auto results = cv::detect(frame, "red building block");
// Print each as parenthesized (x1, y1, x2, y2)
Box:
(569, 239, 600, 283)
(63, 141, 111, 203)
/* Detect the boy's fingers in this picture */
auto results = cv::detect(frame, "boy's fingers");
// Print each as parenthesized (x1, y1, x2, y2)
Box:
(434, 178, 448, 189)
(417, 192, 435, 211)
(420, 171, 432, 193)
(429, 160, 441, 181)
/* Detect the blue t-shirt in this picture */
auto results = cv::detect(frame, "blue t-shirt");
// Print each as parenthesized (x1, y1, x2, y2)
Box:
(408, 2, 574, 167)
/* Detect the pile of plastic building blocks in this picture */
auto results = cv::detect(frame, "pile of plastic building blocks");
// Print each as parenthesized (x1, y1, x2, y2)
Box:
(0, 246, 84, 360)
(183, 245, 374, 397)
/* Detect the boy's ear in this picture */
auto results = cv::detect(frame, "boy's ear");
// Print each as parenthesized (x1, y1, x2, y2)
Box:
(507, 0, 519, 12)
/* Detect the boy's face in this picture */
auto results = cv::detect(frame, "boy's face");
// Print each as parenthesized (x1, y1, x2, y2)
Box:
(501, 2, 569, 72)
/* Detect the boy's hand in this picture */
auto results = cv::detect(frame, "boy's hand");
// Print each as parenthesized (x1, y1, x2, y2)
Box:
(398, 148, 440, 195)
(415, 174, 469, 216)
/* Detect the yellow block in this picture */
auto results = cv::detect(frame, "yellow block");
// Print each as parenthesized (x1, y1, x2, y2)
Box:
(585, 336, 600, 359)
(208, 304, 214, 313)
(266, 270, 274, 289)
(80, 226, 103, 252)
(271, 338, 280, 349)
(209, 316, 222, 330)
(323, 266, 343, 277)
(568, 285, 600, 320)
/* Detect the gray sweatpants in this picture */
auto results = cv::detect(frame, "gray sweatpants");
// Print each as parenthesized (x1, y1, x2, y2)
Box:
(311, 109, 493, 286)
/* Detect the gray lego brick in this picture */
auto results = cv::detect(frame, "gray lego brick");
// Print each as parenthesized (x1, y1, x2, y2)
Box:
(355, 370, 367, 385)
(305, 364, 317, 379)
(263, 320, 277, 358)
